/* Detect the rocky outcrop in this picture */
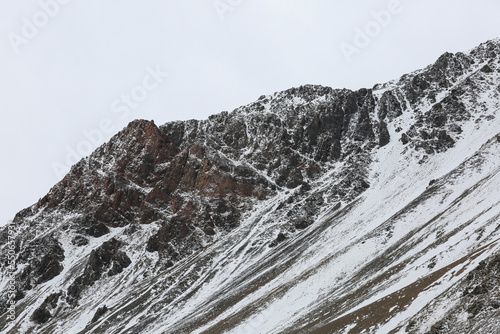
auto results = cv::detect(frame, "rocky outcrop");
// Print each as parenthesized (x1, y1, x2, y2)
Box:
(31, 292, 62, 324)
(9, 82, 390, 272)
(90, 305, 108, 324)
(67, 238, 130, 304)
(0, 235, 64, 309)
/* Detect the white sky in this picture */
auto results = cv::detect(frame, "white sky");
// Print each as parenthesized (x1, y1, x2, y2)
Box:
(0, 0, 499, 224)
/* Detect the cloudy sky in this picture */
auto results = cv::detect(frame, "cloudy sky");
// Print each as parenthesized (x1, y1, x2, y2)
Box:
(0, 0, 499, 224)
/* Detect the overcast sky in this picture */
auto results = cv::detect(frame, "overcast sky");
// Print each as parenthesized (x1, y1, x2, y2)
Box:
(0, 0, 499, 224)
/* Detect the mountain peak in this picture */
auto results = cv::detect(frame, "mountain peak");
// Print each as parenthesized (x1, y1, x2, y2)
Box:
(1, 39, 500, 334)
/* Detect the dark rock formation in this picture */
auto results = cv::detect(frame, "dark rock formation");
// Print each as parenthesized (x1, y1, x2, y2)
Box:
(67, 238, 131, 304)
(71, 235, 89, 247)
(90, 305, 108, 324)
(0, 236, 65, 310)
(31, 292, 61, 324)
(269, 232, 287, 248)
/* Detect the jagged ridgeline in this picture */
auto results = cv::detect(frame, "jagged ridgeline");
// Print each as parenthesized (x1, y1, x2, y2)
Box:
(1, 39, 500, 334)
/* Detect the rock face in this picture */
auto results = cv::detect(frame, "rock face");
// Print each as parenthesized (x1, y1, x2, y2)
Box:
(1, 39, 500, 334)
(90, 305, 108, 324)
(31, 293, 61, 324)
(67, 238, 131, 304)
(0, 236, 65, 307)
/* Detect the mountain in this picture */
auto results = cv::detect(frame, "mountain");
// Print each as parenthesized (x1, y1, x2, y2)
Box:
(1, 39, 500, 334)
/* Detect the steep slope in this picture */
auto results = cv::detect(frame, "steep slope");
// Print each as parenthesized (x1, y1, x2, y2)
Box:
(0, 39, 500, 334)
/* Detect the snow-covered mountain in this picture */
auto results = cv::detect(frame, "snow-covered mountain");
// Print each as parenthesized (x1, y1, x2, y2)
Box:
(1, 39, 500, 334)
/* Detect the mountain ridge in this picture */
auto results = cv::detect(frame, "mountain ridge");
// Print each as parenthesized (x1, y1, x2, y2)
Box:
(1, 38, 500, 334)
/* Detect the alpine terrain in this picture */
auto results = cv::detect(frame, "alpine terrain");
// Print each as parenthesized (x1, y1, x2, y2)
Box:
(1, 39, 500, 334)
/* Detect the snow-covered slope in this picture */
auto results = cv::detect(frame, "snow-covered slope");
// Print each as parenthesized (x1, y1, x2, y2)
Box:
(1, 39, 500, 334)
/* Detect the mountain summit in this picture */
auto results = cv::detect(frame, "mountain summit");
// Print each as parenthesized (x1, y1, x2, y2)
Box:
(1, 39, 500, 334)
